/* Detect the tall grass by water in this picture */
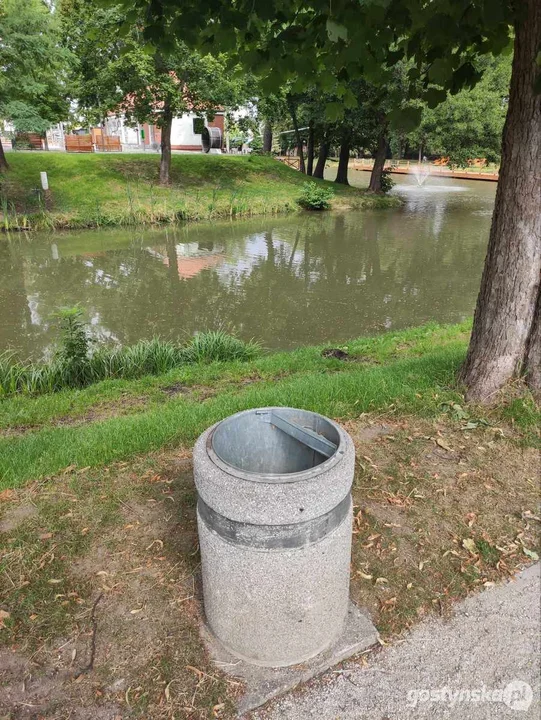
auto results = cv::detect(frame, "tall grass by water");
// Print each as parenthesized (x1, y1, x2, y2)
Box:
(0, 310, 260, 397)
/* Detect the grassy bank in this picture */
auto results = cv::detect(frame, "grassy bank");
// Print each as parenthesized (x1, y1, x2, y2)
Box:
(1, 321, 539, 488)
(0, 152, 399, 230)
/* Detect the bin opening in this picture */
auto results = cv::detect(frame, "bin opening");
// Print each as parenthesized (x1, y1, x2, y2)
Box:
(210, 408, 340, 476)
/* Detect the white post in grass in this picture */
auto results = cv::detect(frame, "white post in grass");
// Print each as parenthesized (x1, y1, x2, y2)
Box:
(40, 172, 49, 191)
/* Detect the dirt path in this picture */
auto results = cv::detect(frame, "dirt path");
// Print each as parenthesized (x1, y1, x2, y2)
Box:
(253, 564, 540, 719)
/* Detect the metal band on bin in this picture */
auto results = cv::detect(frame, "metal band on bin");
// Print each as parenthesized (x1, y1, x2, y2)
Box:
(197, 493, 351, 550)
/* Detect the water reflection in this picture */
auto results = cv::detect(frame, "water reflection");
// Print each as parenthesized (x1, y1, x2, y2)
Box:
(0, 176, 495, 358)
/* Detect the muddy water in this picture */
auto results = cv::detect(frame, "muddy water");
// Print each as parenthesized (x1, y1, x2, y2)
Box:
(0, 174, 495, 358)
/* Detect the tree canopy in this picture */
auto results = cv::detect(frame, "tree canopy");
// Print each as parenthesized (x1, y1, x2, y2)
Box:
(0, 0, 73, 166)
(60, 0, 252, 183)
(408, 55, 512, 167)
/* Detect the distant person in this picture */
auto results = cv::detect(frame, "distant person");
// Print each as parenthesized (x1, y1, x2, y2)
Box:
(422, 155, 428, 163)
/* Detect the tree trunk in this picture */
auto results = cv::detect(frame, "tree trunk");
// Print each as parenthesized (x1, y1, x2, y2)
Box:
(287, 97, 306, 173)
(460, 0, 541, 401)
(0, 137, 9, 171)
(525, 288, 541, 396)
(335, 130, 351, 185)
(313, 140, 329, 179)
(306, 121, 315, 176)
(159, 102, 173, 186)
(263, 121, 273, 153)
(369, 129, 388, 192)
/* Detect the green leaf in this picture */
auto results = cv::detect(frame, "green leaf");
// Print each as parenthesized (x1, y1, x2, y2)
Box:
(424, 87, 447, 109)
(325, 101, 344, 121)
(326, 18, 348, 43)
(388, 105, 422, 132)
(428, 57, 453, 85)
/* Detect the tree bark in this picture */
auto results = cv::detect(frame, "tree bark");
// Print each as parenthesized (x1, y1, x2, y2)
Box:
(263, 121, 273, 153)
(287, 97, 306, 173)
(313, 140, 329, 179)
(306, 121, 315, 176)
(369, 128, 388, 192)
(0, 137, 9, 171)
(525, 288, 541, 395)
(460, 0, 541, 401)
(159, 102, 173, 186)
(335, 130, 351, 185)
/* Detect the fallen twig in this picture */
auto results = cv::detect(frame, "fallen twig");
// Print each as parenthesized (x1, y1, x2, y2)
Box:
(74, 593, 103, 679)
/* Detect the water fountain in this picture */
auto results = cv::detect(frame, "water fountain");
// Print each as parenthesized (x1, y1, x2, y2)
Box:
(412, 163, 431, 187)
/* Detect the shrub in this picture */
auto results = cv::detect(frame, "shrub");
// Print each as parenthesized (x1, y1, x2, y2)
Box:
(297, 181, 334, 211)
(54, 307, 92, 384)
(380, 169, 395, 194)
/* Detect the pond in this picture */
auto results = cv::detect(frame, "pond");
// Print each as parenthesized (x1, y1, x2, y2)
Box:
(0, 173, 496, 359)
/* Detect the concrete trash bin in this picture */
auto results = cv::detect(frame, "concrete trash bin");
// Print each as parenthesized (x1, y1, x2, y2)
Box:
(193, 406, 355, 667)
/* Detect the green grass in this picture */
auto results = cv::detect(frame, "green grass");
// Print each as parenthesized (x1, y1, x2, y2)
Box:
(0, 153, 400, 230)
(1, 321, 538, 489)
(0, 321, 470, 429)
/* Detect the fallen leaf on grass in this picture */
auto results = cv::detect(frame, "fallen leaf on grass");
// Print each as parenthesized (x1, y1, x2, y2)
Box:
(436, 438, 453, 452)
(0, 610, 10, 628)
(0, 489, 16, 502)
(522, 511, 541, 523)
(375, 577, 388, 584)
(145, 539, 164, 551)
(39, 532, 53, 540)
(462, 538, 477, 555)
(357, 572, 373, 581)
(48, 579, 63, 584)
(522, 547, 539, 561)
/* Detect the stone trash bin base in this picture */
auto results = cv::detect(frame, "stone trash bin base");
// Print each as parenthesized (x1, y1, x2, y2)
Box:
(193, 407, 369, 668)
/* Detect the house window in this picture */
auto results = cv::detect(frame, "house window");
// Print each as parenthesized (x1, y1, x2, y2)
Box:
(193, 118, 205, 135)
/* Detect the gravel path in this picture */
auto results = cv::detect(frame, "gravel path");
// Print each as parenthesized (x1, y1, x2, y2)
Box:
(252, 564, 540, 720)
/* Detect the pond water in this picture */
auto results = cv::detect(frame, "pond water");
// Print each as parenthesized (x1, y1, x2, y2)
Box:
(0, 172, 496, 359)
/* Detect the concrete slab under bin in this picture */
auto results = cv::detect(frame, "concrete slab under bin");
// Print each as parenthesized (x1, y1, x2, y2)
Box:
(201, 601, 379, 715)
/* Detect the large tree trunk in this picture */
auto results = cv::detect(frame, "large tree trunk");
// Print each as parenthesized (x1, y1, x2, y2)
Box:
(263, 121, 273, 153)
(460, 0, 541, 401)
(159, 102, 173, 186)
(369, 128, 388, 192)
(313, 140, 329, 179)
(306, 121, 315, 176)
(287, 97, 306, 174)
(335, 130, 351, 185)
(0, 137, 9, 171)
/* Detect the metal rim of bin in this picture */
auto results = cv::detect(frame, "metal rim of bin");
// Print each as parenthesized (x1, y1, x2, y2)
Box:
(205, 407, 348, 484)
